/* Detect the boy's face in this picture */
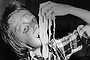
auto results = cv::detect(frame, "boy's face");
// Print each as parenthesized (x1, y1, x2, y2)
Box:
(10, 11, 41, 48)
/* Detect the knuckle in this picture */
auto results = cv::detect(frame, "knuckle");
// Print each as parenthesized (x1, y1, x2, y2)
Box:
(40, 1, 52, 8)
(47, 1, 52, 3)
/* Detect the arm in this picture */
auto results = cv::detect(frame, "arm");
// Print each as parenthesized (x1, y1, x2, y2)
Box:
(69, 7, 90, 24)
(40, 1, 90, 37)
(40, 1, 90, 25)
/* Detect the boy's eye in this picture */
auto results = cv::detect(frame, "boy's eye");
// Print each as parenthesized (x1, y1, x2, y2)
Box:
(31, 17, 37, 23)
(23, 26, 29, 33)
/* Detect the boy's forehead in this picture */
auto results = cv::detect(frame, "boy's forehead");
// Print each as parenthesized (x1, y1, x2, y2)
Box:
(8, 10, 34, 29)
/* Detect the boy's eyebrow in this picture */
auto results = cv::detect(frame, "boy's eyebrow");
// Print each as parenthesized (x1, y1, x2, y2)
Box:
(23, 18, 37, 24)
(23, 22, 31, 24)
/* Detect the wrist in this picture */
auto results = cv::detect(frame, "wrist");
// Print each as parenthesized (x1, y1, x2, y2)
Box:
(68, 6, 76, 15)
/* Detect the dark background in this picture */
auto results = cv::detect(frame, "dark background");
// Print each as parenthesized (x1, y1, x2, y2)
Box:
(0, 0, 90, 60)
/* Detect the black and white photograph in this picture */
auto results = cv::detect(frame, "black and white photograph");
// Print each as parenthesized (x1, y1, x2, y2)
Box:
(0, 0, 90, 60)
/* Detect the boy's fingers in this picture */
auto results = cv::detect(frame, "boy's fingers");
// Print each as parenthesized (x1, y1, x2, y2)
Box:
(39, 1, 51, 10)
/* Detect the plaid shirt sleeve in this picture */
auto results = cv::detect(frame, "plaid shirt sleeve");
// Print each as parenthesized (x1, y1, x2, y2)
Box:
(48, 25, 90, 60)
